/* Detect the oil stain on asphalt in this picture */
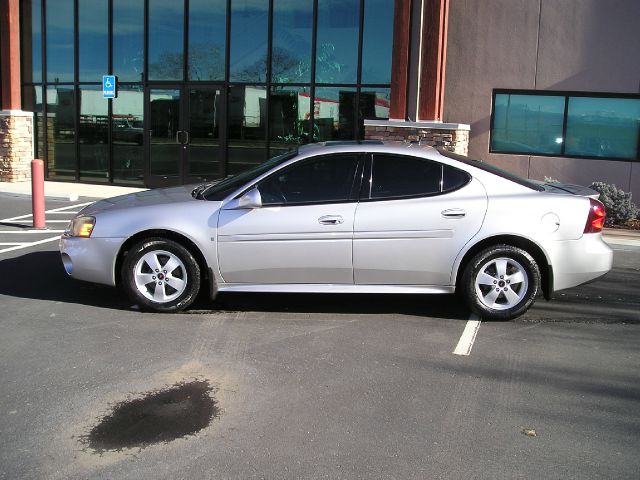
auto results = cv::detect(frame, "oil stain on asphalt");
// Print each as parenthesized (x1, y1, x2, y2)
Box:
(83, 380, 219, 453)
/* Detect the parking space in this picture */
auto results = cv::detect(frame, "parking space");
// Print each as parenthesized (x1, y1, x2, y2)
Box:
(0, 192, 639, 479)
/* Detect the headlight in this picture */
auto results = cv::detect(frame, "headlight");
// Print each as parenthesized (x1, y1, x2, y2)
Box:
(64, 216, 96, 238)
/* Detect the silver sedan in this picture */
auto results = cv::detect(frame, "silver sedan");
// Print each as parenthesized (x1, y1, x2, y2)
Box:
(60, 142, 613, 320)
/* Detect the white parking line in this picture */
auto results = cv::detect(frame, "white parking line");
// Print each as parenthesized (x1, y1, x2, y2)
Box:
(0, 242, 26, 246)
(453, 313, 482, 356)
(0, 235, 62, 254)
(0, 201, 92, 223)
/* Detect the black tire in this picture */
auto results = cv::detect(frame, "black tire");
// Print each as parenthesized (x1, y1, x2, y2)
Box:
(461, 244, 541, 321)
(121, 237, 201, 313)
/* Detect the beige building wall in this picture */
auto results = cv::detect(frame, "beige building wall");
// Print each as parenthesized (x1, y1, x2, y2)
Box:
(443, 0, 640, 197)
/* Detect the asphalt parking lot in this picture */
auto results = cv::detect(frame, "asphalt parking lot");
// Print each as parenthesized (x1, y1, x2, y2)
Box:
(0, 193, 639, 479)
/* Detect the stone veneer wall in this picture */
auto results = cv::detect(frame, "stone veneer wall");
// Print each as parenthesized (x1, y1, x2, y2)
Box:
(364, 120, 470, 156)
(0, 111, 34, 182)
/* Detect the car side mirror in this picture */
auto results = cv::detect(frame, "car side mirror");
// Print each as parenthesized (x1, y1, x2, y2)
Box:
(226, 187, 262, 210)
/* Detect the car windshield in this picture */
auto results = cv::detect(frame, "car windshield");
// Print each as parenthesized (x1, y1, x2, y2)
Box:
(436, 148, 544, 191)
(201, 150, 298, 201)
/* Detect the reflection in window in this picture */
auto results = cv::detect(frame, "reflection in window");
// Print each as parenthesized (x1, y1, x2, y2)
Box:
(358, 88, 390, 137)
(79, 86, 109, 182)
(491, 94, 565, 155)
(189, 0, 226, 81)
(149, 89, 181, 177)
(79, 0, 108, 81)
(148, 0, 184, 80)
(46, 86, 76, 179)
(316, 0, 359, 84)
(272, 0, 313, 83)
(565, 97, 640, 159)
(189, 88, 223, 180)
(371, 155, 442, 199)
(270, 86, 312, 156)
(113, 86, 144, 184)
(230, 1, 269, 82)
(314, 87, 356, 141)
(228, 86, 268, 175)
(259, 155, 358, 205)
(20, 0, 42, 83)
(22, 86, 45, 161)
(361, 0, 394, 84)
(113, 0, 144, 82)
(46, 0, 74, 82)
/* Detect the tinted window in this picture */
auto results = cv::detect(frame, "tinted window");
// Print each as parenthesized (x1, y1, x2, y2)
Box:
(230, 1, 269, 82)
(113, 1, 144, 82)
(272, 0, 313, 83)
(189, 0, 226, 81)
(491, 94, 565, 155)
(79, 0, 108, 81)
(46, 0, 74, 82)
(316, 0, 359, 83)
(370, 155, 442, 199)
(361, 0, 394, 84)
(259, 155, 359, 205)
(442, 165, 471, 193)
(565, 97, 640, 159)
(148, 0, 184, 80)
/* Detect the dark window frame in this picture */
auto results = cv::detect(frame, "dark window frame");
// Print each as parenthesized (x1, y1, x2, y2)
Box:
(19, 0, 393, 187)
(490, 89, 640, 162)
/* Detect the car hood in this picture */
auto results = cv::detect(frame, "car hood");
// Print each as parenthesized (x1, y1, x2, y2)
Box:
(80, 184, 201, 215)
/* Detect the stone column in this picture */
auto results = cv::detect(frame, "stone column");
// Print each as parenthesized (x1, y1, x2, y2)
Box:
(0, 111, 34, 182)
(364, 120, 470, 156)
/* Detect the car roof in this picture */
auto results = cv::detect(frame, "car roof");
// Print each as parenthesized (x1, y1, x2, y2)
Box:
(297, 140, 438, 156)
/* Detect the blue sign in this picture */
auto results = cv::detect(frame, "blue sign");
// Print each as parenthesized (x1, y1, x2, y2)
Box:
(102, 75, 117, 99)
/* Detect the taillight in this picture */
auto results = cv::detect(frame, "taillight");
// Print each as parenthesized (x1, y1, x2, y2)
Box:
(584, 198, 606, 233)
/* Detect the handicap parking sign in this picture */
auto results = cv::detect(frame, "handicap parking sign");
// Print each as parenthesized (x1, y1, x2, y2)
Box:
(102, 75, 117, 98)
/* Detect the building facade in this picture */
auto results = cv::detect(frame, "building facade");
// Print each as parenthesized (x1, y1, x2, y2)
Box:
(1, 0, 639, 196)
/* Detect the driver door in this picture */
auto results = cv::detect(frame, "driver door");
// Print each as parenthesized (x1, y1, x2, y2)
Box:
(217, 154, 363, 284)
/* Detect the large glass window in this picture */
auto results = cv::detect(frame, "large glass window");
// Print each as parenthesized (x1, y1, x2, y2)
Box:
(46, 86, 76, 179)
(491, 91, 640, 161)
(113, 1, 144, 82)
(230, 1, 269, 82)
(361, 0, 394, 84)
(148, 0, 184, 81)
(314, 87, 356, 141)
(188, 0, 226, 81)
(491, 94, 565, 155)
(358, 88, 390, 137)
(79, 86, 109, 182)
(46, 0, 74, 82)
(272, 0, 313, 83)
(112, 86, 144, 184)
(228, 86, 268, 175)
(316, 0, 359, 84)
(20, 0, 42, 83)
(79, 0, 108, 82)
(23, 86, 45, 161)
(270, 86, 312, 156)
(565, 97, 640, 159)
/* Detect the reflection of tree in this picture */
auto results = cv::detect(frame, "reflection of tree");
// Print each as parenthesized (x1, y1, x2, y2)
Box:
(315, 44, 347, 83)
(189, 44, 225, 80)
(148, 52, 183, 80)
(148, 45, 225, 80)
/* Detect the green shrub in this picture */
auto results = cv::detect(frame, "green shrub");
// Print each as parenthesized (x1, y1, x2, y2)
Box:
(589, 182, 639, 226)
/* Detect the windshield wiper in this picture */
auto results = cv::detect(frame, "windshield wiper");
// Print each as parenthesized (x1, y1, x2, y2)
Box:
(191, 183, 212, 199)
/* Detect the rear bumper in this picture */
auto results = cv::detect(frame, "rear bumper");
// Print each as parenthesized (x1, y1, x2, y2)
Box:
(59, 236, 125, 286)
(547, 234, 613, 292)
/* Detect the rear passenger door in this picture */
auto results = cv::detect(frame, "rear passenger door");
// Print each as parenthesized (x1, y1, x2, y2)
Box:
(353, 153, 488, 286)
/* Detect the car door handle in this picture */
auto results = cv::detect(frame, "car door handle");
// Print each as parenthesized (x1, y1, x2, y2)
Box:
(318, 215, 344, 225)
(441, 208, 466, 218)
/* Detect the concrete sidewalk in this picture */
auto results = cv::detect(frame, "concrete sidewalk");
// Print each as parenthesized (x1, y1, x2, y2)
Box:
(0, 180, 146, 200)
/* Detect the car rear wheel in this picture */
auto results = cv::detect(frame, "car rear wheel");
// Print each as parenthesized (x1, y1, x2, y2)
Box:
(122, 238, 201, 312)
(461, 245, 541, 321)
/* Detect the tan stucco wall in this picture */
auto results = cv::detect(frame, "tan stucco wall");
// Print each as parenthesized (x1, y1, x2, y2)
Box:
(443, 0, 640, 197)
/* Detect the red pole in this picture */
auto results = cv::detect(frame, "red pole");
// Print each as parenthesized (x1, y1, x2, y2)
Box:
(31, 159, 46, 229)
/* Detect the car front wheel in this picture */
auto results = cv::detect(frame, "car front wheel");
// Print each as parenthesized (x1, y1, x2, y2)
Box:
(461, 245, 541, 321)
(122, 238, 201, 312)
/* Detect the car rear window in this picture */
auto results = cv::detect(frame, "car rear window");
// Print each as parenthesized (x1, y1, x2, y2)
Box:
(437, 148, 544, 191)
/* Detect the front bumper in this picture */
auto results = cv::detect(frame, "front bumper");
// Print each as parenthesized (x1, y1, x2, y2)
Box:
(59, 236, 125, 286)
(547, 233, 613, 292)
